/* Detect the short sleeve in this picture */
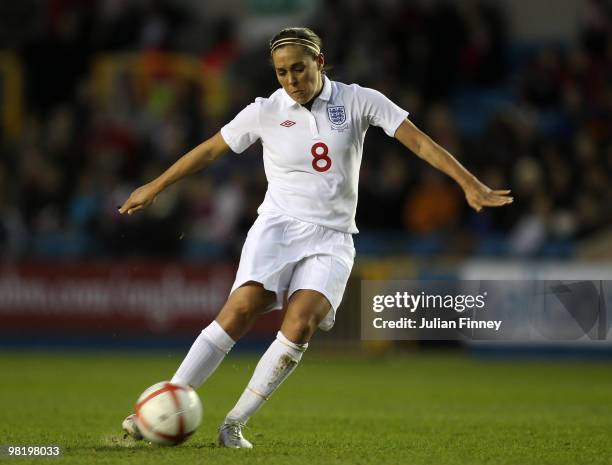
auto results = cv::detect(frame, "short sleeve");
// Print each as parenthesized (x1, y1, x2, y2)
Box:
(220, 99, 262, 153)
(359, 87, 409, 137)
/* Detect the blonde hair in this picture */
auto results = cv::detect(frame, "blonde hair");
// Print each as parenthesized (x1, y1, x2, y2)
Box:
(269, 27, 323, 59)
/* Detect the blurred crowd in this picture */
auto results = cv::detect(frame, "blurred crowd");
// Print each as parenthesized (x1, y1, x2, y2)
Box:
(0, 0, 611, 261)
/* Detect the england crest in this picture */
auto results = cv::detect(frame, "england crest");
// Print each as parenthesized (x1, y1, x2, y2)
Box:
(327, 106, 346, 126)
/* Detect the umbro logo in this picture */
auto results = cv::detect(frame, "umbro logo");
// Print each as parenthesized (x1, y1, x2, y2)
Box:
(280, 120, 296, 127)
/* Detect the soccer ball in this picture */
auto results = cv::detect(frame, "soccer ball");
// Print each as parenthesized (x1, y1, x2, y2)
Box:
(134, 381, 203, 446)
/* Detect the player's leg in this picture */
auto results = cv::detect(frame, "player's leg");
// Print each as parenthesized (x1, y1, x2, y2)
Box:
(123, 282, 275, 440)
(171, 282, 276, 387)
(171, 212, 289, 388)
(218, 289, 331, 448)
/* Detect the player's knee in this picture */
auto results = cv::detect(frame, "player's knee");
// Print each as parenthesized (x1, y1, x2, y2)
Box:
(228, 296, 260, 321)
(282, 312, 318, 344)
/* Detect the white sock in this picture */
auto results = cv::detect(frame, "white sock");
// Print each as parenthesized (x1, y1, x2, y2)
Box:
(171, 320, 235, 388)
(225, 331, 307, 424)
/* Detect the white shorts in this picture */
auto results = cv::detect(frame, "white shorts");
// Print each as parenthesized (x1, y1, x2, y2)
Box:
(230, 213, 355, 331)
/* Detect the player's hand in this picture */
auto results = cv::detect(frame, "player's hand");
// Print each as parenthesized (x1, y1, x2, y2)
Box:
(118, 182, 161, 215)
(463, 180, 513, 212)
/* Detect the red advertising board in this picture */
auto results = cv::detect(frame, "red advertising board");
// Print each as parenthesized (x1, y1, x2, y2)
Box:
(0, 262, 281, 336)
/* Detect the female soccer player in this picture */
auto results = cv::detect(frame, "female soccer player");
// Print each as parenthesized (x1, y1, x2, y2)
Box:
(119, 27, 512, 448)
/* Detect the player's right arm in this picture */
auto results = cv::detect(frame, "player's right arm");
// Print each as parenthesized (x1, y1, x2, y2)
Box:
(118, 132, 229, 215)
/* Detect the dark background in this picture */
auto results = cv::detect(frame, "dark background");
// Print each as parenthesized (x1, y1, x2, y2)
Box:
(1, 0, 610, 262)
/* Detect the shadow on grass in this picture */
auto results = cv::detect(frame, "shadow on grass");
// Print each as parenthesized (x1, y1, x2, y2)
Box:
(94, 434, 217, 452)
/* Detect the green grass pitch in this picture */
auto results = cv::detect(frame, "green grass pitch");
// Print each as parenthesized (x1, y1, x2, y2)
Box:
(1, 350, 611, 464)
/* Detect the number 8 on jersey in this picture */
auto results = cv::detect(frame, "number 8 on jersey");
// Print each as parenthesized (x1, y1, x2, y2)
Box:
(311, 142, 331, 172)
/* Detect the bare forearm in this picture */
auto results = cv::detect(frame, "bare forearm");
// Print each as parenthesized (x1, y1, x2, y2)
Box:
(394, 119, 512, 211)
(413, 134, 477, 189)
(151, 143, 213, 192)
(148, 133, 228, 194)
(119, 133, 228, 215)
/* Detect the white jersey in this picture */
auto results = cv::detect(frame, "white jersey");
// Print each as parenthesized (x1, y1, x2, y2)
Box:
(220, 75, 408, 233)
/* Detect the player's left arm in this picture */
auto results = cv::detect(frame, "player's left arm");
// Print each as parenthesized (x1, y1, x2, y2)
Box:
(394, 119, 513, 212)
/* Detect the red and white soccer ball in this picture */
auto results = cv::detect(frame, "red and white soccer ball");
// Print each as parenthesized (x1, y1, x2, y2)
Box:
(134, 381, 203, 446)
